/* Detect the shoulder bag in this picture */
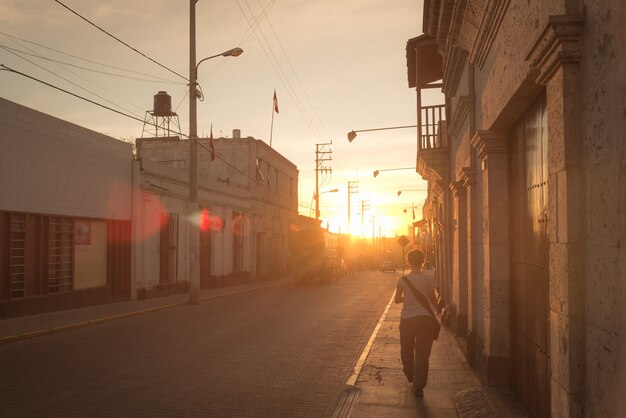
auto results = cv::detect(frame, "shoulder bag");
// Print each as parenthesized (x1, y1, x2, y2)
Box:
(402, 275, 441, 340)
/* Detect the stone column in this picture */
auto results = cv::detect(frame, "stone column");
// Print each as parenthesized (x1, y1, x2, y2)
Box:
(461, 167, 478, 362)
(432, 182, 451, 309)
(450, 180, 468, 337)
(471, 130, 509, 386)
(527, 14, 585, 417)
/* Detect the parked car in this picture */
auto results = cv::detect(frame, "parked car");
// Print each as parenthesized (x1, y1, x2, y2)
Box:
(381, 261, 396, 273)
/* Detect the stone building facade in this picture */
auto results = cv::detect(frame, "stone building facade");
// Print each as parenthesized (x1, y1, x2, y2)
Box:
(408, 0, 625, 416)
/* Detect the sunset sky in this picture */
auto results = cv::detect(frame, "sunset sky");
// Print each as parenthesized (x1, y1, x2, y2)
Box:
(0, 0, 437, 237)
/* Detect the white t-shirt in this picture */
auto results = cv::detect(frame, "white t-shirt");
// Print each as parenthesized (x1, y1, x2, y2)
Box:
(396, 270, 436, 319)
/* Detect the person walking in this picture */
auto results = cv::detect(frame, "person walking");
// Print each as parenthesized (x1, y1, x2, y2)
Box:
(394, 249, 439, 397)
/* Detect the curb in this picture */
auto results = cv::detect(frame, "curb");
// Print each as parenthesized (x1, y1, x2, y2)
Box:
(0, 279, 291, 346)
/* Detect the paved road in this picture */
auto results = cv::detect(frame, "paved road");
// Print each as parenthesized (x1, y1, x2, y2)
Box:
(0, 271, 398, 417)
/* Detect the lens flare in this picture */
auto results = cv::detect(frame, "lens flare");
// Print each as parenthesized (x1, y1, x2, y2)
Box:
(198, 208, 224, 232)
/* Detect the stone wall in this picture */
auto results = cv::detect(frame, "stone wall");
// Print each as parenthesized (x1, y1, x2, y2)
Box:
(419, 0, 625, 415)
(580, 0, 626, 416)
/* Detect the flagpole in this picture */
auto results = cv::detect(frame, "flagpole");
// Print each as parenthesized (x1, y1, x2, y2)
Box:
(269, 102, 275, 148)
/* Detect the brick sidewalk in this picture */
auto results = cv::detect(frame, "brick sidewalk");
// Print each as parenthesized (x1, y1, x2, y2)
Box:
(345, 300, 528, 418)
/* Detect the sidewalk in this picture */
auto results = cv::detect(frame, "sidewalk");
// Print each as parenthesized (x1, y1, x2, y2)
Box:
(0, 277, 292, 345)
(344, 300, 528, 418)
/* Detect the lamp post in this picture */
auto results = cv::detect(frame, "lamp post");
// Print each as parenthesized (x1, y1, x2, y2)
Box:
(397, 189, 427, 197)
(347, 124, 417, 142)
(372, 167, 414, 178)
(314, 188, 339, 220)
(189, 0, 243, 304)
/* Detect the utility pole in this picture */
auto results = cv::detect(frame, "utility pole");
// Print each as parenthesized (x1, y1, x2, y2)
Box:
(372, 215, 376, 246)
(360, 199, 370, 238)
(347, 180, 358, 234)
(188, 0, 200, 304)
(315, 142, 332, 219)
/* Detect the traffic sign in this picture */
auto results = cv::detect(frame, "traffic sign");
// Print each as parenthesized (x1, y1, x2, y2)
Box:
(397, 235, 410, 248)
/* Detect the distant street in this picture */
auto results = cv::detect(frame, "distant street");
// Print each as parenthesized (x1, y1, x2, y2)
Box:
(0, 271, 398, 417)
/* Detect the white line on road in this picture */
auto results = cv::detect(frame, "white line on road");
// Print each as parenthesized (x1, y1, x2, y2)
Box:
(345, 290, 395, 386)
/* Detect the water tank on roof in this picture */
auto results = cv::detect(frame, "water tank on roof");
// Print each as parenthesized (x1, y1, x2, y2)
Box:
(153, 91, 172, 116)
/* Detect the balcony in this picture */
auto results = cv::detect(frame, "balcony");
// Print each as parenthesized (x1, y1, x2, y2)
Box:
(417, 104, 449, 183)
(419, 104, 446, 150)
(407, 35, 449, 184)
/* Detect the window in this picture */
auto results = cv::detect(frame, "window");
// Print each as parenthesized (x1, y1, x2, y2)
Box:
(159, 213, 179, 283)
(2, 213, 75, 299)
(256, 158, 265, 183)
(232, 211, 245, 273)
(266, 164, 273, 187)
(48, 217, 74, 293)
(8, 213, 26, 299)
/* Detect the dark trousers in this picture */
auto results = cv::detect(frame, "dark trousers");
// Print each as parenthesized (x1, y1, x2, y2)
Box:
(399, 315, 435, 390)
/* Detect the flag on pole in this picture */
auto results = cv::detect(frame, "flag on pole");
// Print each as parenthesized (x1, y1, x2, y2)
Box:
(273, 90, 279, 114)
(209, 124, 215, 161)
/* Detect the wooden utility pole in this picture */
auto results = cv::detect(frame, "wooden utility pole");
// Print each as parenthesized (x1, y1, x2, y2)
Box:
(315, 142, 332, 219)
(347, 180, 358, 234)
(360, 199, 370, 238)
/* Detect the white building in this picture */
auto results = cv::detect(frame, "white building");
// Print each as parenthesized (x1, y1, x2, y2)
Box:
(0, 98, 134, 317)
(134, 129, 298, 298)
(0, 97, 299, 315)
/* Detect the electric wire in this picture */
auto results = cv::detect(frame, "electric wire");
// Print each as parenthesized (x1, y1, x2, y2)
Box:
(198, 0, 278, 81)
(196, 141, 252, 184)
(242, 0, 325, 142)
(235, 0, 324, 142)
(245, 1, 352, 186)
(0, 65, 187, 137)
(1, 44, 184, 84)
(2, 64, 262, 187)
(52, 0, 188, 81)
(254, 0, 332, 141)
(0, 31, 183, 84)
(1, 46, 143, 119)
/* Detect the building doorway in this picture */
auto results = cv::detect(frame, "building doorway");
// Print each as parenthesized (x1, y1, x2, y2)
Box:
(509, 94, 550, 418)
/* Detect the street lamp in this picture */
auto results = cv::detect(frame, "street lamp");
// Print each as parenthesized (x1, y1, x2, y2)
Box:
(397, 189, 427, 197)
(372, 167, 414, 178)
(189, 0, 243, 304)
(315, 188, 339, 219)
(346, 124, 417, 142)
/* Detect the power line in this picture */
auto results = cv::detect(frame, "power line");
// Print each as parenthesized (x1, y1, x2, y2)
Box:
(198, 0, 278, 81)
(0, 64, 187, 136)
(235, 0, 324, 142)
(254, 0, 331, 140)
(52, 0, 188, 81)
(3, 36, 148, 116)
(196, 141, 251, 183)
(1, 44, 183, 84)
(0, 31, 183, 84)
(1, 65, 276, 192)
(1, 46, 143, 119)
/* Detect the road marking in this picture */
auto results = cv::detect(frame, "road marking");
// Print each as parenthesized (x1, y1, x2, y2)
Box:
(345, 291, 395, 386)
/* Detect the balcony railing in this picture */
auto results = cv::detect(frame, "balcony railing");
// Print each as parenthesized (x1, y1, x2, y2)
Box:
(419, 104, 446, 150)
